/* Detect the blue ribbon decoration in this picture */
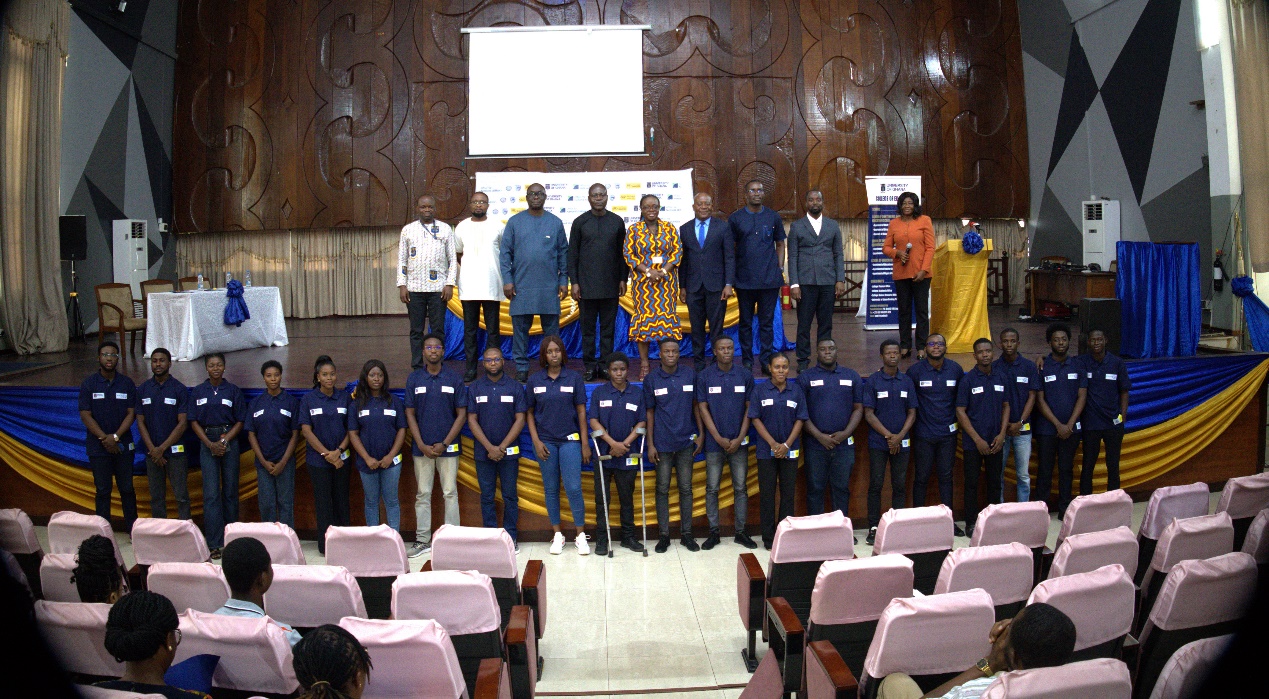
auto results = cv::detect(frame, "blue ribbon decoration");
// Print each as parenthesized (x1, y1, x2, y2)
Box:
(1232, 275, 1269, 352)
(962, 228, 984, 255)
(223, 280, 250, 327)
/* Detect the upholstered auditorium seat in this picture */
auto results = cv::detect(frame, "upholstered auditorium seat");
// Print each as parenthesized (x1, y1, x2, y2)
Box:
(1240, 509, 1269, 586)
(48, 511, 124, 566)
(0, 508, 44, 597)
(1215, 471, 1269, 548)
(146, 562, 230, 613)
(264, 564, 365, 631)
(970, 500, 1051, 585)
(1137, 512, 1234, 633)
(129, 518, 210, 588)
(1146, 634, 1232, 699)
(224, 521, 307, 565)
(174, 609, 299, 695)
(1134, 483, 1210, 586)
(873, 505, 954, 595)
(340, 616, 508, 699)
(429, 524, 544, 636)
(39, 552, 80, 602)
(979, 658, 1132, 698)
(1048, 526, 1139, 580)
(34, 600, 123, 679)
(1055, 490, 1133, 549)
(935, 542, 1034, 620)
(324, 524, 409, 619)
(1027, 564, 1135, 661)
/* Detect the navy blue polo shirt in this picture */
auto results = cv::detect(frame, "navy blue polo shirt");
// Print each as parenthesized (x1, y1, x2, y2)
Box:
(798, 364, 864, 441)
(79, 371, 137, 458)
(863, 370, 919, 450)
(467, 374, 527, 461)
(348, 394, 407, 473)
(189, 379, 247, 427)
(1036, 354, 1087, 437)
(728, 206, 786, 289)
(135, 377, 189, 448)
(526, 369, 587, 443)
(747, 381, 808, 458)
(696, 363, 754, 452)
(643, 365, 698, 453)
(299, 388, 352, 468)
(588, 382, 645, 469)
(994, 354, 1041, 429)
(907, 358, 965, 441)
(405, 367, 468, 455)
(1079, 352, 1131, 431)
(245, 391, 300, 463)
(956, 366, 1009, 449)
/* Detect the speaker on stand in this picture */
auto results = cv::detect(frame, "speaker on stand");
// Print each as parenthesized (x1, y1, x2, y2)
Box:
(60, 215, 87, 343)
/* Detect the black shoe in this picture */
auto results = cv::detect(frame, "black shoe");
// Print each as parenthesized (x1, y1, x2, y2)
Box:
(965, 525, 976, 540)
(585, 366, 599, 381)
(516, 370, 528, 383)
(701, 531, 721, 550)
(797, 361, 809, 373)
(743, 360, 754, 372)
(594, 538, 609, 556)
(210, 548, 222, 560)
(734, 532, 758, 549)
(621, 537, 646, 553)
(762, 538, 773, 550)
(655, 535, 671, 553)
(866, 527, 877, 545)
(954, 524, 966, 537)
(598, 366, 609, 381)
(680, 535, 700, 552)
(464, 367, 478, 383)
(760, 364, 772, 377)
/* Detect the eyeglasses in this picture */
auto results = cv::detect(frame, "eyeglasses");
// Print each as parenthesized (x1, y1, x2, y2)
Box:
(925, 341, 945, 347)
(100, 353, 119, 358)
(173, 628, 182, 645)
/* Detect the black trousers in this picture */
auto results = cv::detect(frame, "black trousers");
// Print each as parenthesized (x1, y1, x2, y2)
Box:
(736, 287, 780, 367)
(795, 284, 836, 365)
(462, 300, 502, 368)
(408, 291, 447, 368)
(962, 448, 1002, 530)
(580, 298, 619, 371)
(912, 437, 956, 508)
(686, 288, 726, 364)
(310, 464, 351, 554)
(757, 457, 798, 544)
(593, 466, 637, 542)
(1035, 433, 1080, 514)
(868, 448, 909, 527)
(89, 452, 137, 529)
(894, 277, 930, 352)
(1081, 427, 1125, 494)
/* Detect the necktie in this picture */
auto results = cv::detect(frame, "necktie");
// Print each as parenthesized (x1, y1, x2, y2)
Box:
(697, 219, 708, 249)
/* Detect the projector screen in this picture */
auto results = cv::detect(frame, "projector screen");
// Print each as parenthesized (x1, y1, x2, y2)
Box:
(465, 26, 647, 157)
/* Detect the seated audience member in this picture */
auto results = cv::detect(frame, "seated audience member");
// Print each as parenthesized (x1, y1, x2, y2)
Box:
(877, 602, 1076, 699)
(95, 590, 211, 698)
(72, 534, 125, 604)
(292, 624, 373, 699)
(214, 537, 302, 646)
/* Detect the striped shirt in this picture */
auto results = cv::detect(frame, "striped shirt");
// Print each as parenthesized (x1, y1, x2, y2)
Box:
(397, 219, 457, 292)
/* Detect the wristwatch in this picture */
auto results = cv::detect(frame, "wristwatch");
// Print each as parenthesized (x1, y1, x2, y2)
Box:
(976, 657, 993, 675)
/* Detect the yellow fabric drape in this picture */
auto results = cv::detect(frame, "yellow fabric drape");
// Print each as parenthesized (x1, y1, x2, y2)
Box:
(930, 239, 994, 353)
(446, 291, 742, 334)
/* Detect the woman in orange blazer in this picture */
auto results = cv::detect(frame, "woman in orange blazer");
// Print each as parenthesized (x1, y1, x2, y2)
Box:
(883, 192, 936, 358)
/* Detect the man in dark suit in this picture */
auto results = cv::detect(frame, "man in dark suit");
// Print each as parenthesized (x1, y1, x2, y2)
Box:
(787, 189, 845, 371)
(679, 192, 735, 367)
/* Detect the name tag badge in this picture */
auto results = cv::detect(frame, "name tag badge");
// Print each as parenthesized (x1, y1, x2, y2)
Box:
(221, 398, 233, 406)
(164, 397, 177, 405)
(385, 409, 398, 417)
(341, 449, 351, 460)
(1087, 372, 1093, 379)
(501, 395, 515, 403)
(310, 408, 322, 415)
(171, 444, 184, 453)
(116, 392, 129, 400)
(761, 398, 774, 407)
(1044, 375, 1057, 383)
(626, 402, 639, 411)
(810, 379, 824, 387)
(682, 384, 693, 392)
(599, 400, 612, 408)
(946, 379, 957, 387)
(446, 443, 459, 453)
(359, 410, 370, 417)
(128, 443, 134, 451)
(840, 379, 853, 386)
(441, 385, 454, 394)
(1068, 373, 1078, 380)
(949, 423, 958, 433)
(654, 388, 668, 396)
(919, 381, 932, 388)
(1113, 414, 1123, 425)
(742, 436, 750, 445)
(141, 398, 152, 405)
(566, 432, 580, 441)
(196, 397, 208, 405)
(847, 436, 854, 445)
(254, 410, 265, 418)
(337, 407, 347, 414)
(534, 386, 547, 394)
(393, 454, 403, 465)
(280, 409, 292, 417)
(1106, 373, 1118, 380)
(1075, 422, 1081, 430)
(899, 391, 908, 398)
(786, 399, 797, 408)
(429, 270, 438, 281)
(627, 455, 640, 466)
(477, 395, 489, 403)
(1021, 422, 1031, 432)
(993, 385, 1004, 392)
(709, 386, 722, 394)
(972, 386, 984, 395)
(788, 449, 800, 458)
(901, 439, 910, 448)
(561, 385, 574, 394)
(877, 391, 889, 399)
(734, 385, 746, 393)
(506, 445, 520, 456)
(93, 392, 106, 400)
(1016, 376, 1029, 383)
(651, 255, 664, 264)
(415, 386, 426, 394)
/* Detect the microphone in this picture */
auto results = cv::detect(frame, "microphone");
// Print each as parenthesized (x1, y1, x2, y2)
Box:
(904, 242, 912, 262)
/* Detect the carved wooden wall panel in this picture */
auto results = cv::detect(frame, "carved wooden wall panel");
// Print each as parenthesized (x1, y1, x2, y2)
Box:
(173, 0, 1028, 232)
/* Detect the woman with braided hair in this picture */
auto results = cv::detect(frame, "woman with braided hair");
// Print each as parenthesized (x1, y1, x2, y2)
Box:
(94, 590, 210, 698)
(72, 534, 124, 603)
(292, 624, 372, 698)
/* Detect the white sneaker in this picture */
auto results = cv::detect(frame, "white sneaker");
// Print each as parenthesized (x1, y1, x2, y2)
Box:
(575, 532, 590, 555)
(549, 532, 565, 555)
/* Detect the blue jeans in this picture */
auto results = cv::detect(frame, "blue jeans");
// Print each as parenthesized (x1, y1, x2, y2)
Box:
(912, 437, 956, 508)
(539, 440, 584, 526)
(511, 314, 560, 373)
(360, 465, 402, 531)
(256, 457, 296, 528)
(804, 442, 854, 516)
(1001, 433, 1032, 502)
(200, 434, 241, 548)
(89, 451, 137, 529)
(476, 457, 520, 541)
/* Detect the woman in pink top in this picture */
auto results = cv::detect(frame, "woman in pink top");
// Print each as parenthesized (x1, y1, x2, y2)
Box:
(882, 192, 936, 358)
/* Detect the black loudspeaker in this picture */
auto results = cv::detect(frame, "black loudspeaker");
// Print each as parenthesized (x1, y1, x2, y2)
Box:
(1079, 298, 1121, 355)
(60, 215, 87, 261)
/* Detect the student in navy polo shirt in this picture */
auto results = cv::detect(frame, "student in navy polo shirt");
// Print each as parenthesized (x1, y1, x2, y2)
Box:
(588, 353, 647, 555)
(189, 352, 247, 556)
(404, 333, 468, 557)
(526, 335, 592, 555)
(955, 338, 1011, 538)
(748, 354, 808, 549)
(644, 338, 704, 553)
(135, 347, 190, 520)
(1077, 329, 1131, 496)
(78, 340, 138, 528)
(907, 334, 965, 528)
(863, 339, 918, 544)
(245, 361, 300, 528)
(299, 356, 352, 554)
(994, 328, 1040, 502)
(798, 339, 864, 519)
(728, 180, 786, 374)
(1035, 323, 1087, 516)
(348, 360, 408, 533)
(467, 347, 527, 547)
(696, 336, 757, 549)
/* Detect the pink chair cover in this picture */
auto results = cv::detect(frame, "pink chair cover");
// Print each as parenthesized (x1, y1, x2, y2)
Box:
(934, 542, 1034, 605)
(738, 649, 784, 699)
(175, 609, 299, 694)
(265, 564, 366, 628)
(391, 570, 502, 635)
(431, 524, 518, 579)
(1139, 483, 1210, 540)
(873, 505, 954, 556)
(147, 562, 230, 613)
(34, 601, 122, 677)
(1056, 490, 1132, 546)
(1215, 471, 1269, 519)
(1240, 509, 1269, 564)
(130, 518, 210, 565)
(971, 501, 1050, 548)
(810, 554, 914, 625)
(224, 522, 306, 565)
(76, 686, 168, 699)
(325, 525, 409, 577)
(1048, 526, 1139, 579)
(1148, 512, 1234, 576)
(1027, 564, 1134, 651)
(769, 511, 854, 564)
(48, 511, 123, 565)
(980, 658, 1132, 698)
(0, 508, 41, 554)
(1147, 634, 1233, 699)
(339, 616, 467, 699)
(862, 588, 995, 678)
(39, 552, 80, 602)
(1146, 552, 1257, 632)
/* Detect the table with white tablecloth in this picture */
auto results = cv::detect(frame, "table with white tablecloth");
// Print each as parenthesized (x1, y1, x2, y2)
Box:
(144, 287, 289, 361)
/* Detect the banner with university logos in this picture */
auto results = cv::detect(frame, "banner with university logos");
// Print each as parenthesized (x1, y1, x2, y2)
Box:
(862, 175, 923, 330)
(474, 169, 696, 232)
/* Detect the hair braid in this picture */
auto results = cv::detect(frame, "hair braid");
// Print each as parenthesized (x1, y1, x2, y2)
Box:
(72, 535, 122, 603)
(293, 624, 372, 699)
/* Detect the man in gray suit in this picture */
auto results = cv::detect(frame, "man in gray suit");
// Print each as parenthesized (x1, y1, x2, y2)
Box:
(788, 189, 845, 371)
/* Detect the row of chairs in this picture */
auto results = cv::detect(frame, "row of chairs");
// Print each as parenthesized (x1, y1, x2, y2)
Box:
(94, 277, 214, 360)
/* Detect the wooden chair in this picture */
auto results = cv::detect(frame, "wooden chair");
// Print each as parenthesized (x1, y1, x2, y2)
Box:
(176, 276, 200, 291)
(139, 279, 174, 317)
(94, 283, 146, 359)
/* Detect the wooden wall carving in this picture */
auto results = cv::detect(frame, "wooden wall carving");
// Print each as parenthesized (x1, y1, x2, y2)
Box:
(173, 0, 1029, 232)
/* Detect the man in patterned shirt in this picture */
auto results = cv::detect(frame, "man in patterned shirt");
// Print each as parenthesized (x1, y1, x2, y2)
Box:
(398, 194, 458, 369)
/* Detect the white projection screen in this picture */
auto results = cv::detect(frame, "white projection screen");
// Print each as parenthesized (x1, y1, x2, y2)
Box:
(464, 26, 648, 157)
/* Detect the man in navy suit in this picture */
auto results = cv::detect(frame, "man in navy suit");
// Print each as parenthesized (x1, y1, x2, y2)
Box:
(679, 192, 735, 367)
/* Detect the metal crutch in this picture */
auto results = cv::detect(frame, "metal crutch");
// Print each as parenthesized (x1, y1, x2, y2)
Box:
(589, 430, 614, 558)
(634, 427, 648, 557)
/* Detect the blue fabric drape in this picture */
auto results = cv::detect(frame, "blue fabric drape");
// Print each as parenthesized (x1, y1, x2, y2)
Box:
(1116, 241, 1200, 358)
(1232, 276, 1269, 352)
(223, 280, 250, 327)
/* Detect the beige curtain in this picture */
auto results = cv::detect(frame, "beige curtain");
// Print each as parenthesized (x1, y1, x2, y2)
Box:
(1228, 0, 1269, 272)
(0, 0, 69, 353)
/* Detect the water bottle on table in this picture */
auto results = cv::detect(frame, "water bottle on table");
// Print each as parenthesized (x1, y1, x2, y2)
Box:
(245, 270, 252, 288)
(225, 271, 232, 287)
(196, 274, 204, 291)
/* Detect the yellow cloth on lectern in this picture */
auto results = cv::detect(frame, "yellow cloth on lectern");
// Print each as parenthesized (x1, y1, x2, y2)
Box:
(931, 239, 993, 353)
